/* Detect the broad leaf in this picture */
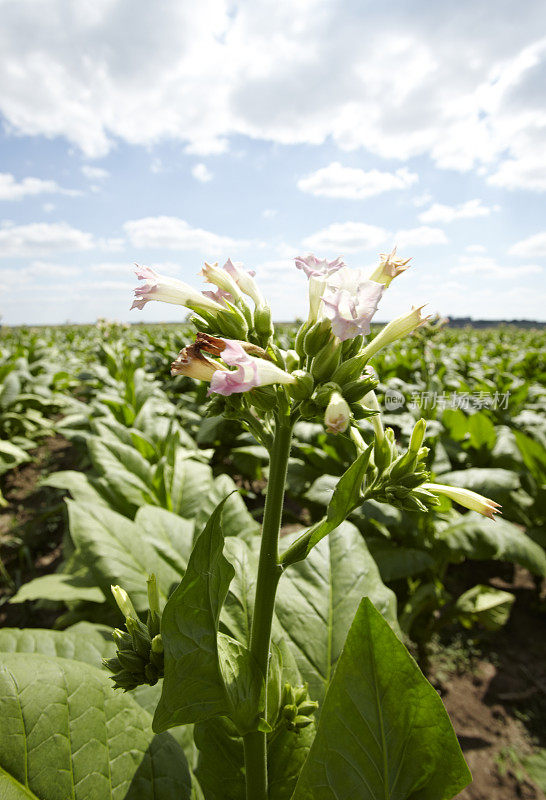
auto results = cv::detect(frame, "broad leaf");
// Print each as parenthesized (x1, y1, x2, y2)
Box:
(67, 500, 180, 610)
(276, 522, 398, 703)
(0, 622, 114, 665)
(10, 573, 104, 605)
(454, 584, 515, 630)
(0, 652, 192, 800)
(153, 498, 235, 732)
(135, 504, 195, 575)
(367, 540, 435, 582)
(438, 512, 546, 576)
(292, 598, 472, 800)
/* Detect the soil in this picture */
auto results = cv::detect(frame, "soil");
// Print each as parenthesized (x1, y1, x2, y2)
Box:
(1, 439, 545, 799)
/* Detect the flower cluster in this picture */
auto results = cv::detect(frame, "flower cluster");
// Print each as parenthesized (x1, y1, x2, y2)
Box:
(130, 250, 499, 521)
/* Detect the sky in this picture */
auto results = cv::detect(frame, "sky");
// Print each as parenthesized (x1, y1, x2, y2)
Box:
(1, 0, 546, 326)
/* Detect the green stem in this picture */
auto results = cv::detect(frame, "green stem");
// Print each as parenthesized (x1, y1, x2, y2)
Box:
(243, 417, 293, 800)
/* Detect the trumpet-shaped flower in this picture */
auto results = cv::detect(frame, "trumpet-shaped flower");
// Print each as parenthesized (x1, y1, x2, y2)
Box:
(360, 305, 430, 359)
(131, 265, 224, 314)
(322, 271, 385, 340)
(324, 391, 351, 434)
(200, 261, 244, 304)
(295, 254, 345, 279)
(368, 247, 411, 287)
(223, 258, 265, 307)
(208, 339, 295, 396)
(422, 483, 501, 520)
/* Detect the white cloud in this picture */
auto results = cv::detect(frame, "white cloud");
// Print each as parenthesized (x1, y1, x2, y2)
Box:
(42, 202, 56, 213)
(465, 244, 487, 253)
(509, 232, 546, 258)
(419, 199, 499, 223)
(81, 165, 110, 180)
(191, 163, 213, 182)
(297, 163, 418, 199)
(302, 221, 388, 253)
(262, 208, 277, 219)
(123, 216, 245, 252)
(0, 221, 94, 257)
(488, 155, 546, 191)
(394, 226, 448, 247)
(411, 192, 433, 208)
(451, 255, 543, 278)
(0, 173, 78, 201)
(0, 0, 544, 178)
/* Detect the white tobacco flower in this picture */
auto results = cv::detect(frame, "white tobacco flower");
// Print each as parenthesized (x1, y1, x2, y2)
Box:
(422, 483, 502, 520)
(368, 247, 411, 287)
(223, 258, 265, 307)
(360, 305, 430, 359)
(131, 265, 224, 314)
(324, 392, 351, 434)
(111, 585, 138, 621)
(200, 261, 244, 304)
(295, 254, 345, 278)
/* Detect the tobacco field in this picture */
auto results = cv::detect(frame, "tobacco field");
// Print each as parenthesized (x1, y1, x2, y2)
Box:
(1, 319, 545, 800)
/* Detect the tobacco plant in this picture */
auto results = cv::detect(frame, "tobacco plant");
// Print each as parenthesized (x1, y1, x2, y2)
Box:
(2, 252, 511, 799)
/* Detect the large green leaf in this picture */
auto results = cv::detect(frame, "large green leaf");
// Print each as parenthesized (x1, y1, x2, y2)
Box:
(0, 652, 192, 800)
(153, 498, 235, 732)
(438, 512, 546, 576)
(276, 522, 399, 704)
(292, 598, 471, 800)
(67, 500, 181, 610)
(0, 623, 114, 664)
(135, 504, 195, 575)
(367, 540, 435, 582)
(10, 573, 104, 605)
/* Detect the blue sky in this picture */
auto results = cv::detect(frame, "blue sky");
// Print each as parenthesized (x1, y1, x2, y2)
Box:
(1, 0, 545, 325)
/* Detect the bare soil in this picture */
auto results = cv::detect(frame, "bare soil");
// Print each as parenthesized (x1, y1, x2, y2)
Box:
(1, 439, 545, 798)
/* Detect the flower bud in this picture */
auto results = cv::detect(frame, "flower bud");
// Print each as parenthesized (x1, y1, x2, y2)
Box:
(342, 376, 378, 404)
(324, 392, 351, 434)
(422, 483, 502, 519)
(146, 574, 160, 617)
(111, 585, 138, 622)
(151, 634, 164, 654)
(331, 354, 369, 387)
(288, 371, 315, 401)
(409, 419, 427, 453)
(304, 319, 333, 356)
(285, 349, 300, 372)
(360, 306, 431, 360)
(254, 304, 274, 344)
(341, 334, 364, 359)
(310, 339, 342, 382)
(295, 322, 310, 358)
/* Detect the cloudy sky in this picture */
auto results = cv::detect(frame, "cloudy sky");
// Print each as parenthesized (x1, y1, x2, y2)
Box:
(1, 0, 545, 325)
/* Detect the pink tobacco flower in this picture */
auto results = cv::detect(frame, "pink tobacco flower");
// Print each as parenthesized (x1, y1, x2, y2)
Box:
(321, 272, 385, 340)
(131, 265, 224, 313)
(294, 254, 345, 279)
(208, 339, 295, 396)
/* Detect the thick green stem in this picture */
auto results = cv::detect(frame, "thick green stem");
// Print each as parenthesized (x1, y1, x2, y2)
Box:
(243, 417, 293, 800)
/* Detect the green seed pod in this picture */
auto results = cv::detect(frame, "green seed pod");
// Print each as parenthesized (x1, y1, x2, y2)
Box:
(398, 472, 429, 489)
(254, 304, 274, 344)
(304, 320, 333, 356)
(388, 451, 418, 481)
(295, 322, 310, 359)
(150, 649, 164, 672)
(294, 715, 313, 729)
(311, 339, 342, 382)
(217, 305, 249, 340)
(342, 376, 378, 403)
(282, 704, 298, 721)
(285, 349, 300, 372)
(112, 628, 132, 650)
(297, 700, 319, 716)
(299, 399, 321, 419)
(127, 618, 152, 659)
(110, 669, 140, 690)
(151, 634, 164, 654)
(281, 683, 297, 707)
(341, 334, 364, 359)
(117, 649, 146, 673)
(331, 354, 369, 387)
(288, 370, 315, 401)
(144, 663, 159, 685)
(102, 656, 122, 673)
(313, 382, 340, 407)
(350, 402, 377, 420)
(293, 684, 309, 705)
